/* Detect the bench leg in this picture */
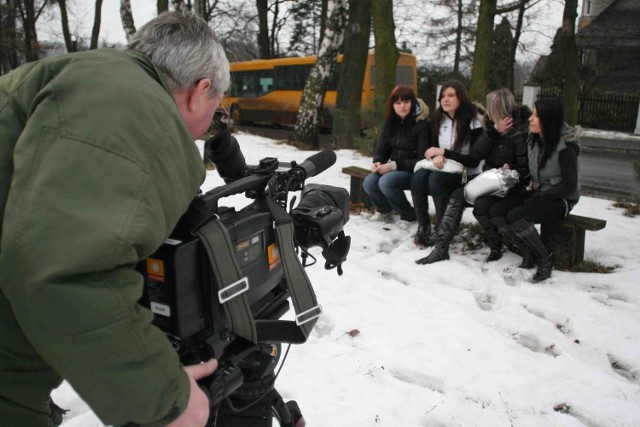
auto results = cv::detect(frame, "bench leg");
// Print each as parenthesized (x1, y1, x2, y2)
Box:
(349, 177, 373, 210)
(540, 223, 585, 269)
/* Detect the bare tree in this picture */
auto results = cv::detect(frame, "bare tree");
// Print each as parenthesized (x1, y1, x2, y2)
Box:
(120, 0, 135, 43)
(294, 0, 348, 148)
(90, 0, 103, 49)
(334, 0, 372, 149)
(57, 0, 75, 52)
(560, 0, 579, 124)
(371, 0, 398, 131)
(157, 0, 169, 13)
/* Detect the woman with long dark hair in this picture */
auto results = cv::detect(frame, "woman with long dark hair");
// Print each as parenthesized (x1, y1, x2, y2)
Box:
(411, 80, 483, 247)
(489, 97, 581, 281)
(363, 85, 431, 224)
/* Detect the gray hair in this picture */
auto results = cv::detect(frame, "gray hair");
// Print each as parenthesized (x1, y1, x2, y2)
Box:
(128, 10, 230, 96)
(485, 88, 516, 124)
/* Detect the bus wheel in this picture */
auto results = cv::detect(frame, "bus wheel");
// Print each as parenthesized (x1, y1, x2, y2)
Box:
(231, 105, 243, 125)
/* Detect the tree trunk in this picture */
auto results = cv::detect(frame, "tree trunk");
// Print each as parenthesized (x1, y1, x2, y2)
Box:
(561, 0, 580, 125)
(454, 0, 463, 74)
(157, 0, 169, 13)
(294, 0, 348, 148)
(256, 0, 271, 58)
(19, 0, 40, 62)
(507, 2, 527, 92)
(58, 0, 76, 52)
(371, 0, 399, 143)
(1, 0, 21, 74)
(90, 0, 104, 49)
(469, 0, 497, 102)
(120, 0, 136, 43)
(334, 0, 372, 149)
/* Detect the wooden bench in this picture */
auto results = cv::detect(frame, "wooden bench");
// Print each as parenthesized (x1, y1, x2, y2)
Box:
(343, 165, 606, 269)
(342, 166, 373, 210)
(540, 214, 607, 269)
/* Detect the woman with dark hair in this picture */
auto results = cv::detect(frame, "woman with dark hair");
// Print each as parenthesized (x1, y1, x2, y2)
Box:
(411, 80, 483, 247)
(489, 97, 581, 281)
(363, 85, 431, 224)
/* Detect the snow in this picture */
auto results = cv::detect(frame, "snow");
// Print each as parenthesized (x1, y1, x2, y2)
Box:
(55, 132, 640, 426)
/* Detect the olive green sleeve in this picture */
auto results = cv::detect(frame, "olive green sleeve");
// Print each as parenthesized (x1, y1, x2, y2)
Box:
(0, 133, 190, 426)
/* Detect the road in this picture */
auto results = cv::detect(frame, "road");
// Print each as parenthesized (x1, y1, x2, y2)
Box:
(234, 125, 640, 201)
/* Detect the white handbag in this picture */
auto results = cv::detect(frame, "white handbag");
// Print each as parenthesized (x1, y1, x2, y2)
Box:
(414, 158, 467, 183)
(463, 167, 520, 204)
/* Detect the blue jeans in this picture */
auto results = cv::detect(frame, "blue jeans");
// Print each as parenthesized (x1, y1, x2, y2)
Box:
(363, 171, 416, 221)
(411, 169, 464, 198)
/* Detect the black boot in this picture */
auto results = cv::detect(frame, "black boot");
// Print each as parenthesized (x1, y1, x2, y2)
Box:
(510, 219, 554, 282)
(416, 199, 465, 264)
(492, 217, 536, 269)
(433, 196, 450, 228)
(411, 191, 433, 247)
(475, 215, 504, 262)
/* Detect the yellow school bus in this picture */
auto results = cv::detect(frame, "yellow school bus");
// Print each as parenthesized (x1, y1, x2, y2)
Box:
(221, 50, 418, 128)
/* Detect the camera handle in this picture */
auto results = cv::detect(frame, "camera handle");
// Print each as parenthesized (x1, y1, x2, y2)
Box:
(194, 198, 322, 344)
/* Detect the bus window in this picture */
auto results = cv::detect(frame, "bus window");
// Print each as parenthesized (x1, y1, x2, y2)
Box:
(260, 77, 274, 93)
(369, 65, 415, 86)
(275, 65, 312, 90)
(396, 66, 415, 85)
(232, 70, 274, 97)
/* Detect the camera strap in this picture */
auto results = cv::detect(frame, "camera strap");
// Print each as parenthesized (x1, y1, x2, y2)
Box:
(195, 198, 321, 345)
(196, 218, 258, 343)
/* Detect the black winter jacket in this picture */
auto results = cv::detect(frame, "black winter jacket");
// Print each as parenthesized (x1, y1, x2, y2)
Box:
(373, 109, 432, 172)
(470, 105, 532, 184)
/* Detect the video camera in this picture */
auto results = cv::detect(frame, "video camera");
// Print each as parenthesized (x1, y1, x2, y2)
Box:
(137, 127, 351, 426)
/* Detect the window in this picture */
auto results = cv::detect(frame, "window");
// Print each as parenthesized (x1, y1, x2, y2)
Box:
(231, 70, 274, 97)
(584, 0, 592, 15)
(274, 65, 313, 90)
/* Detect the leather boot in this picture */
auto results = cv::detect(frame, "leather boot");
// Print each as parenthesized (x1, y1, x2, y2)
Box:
(416, 198, 464, 264)
(510, 219, 554, 282)
(433, 196, 450, 228)
(412, 191, 433, 247)
(475, 215, 503, 262)
(492, 217, 536, 269)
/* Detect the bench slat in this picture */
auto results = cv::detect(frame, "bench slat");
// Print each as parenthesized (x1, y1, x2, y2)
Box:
(561, 214, 607, 231)
(342, 166, 369, 180)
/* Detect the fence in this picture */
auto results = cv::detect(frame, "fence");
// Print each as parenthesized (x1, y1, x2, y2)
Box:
(539, 88, 639, 132)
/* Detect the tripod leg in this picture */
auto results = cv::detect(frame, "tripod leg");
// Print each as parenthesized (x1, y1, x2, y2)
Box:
(271, 389, 306, 427)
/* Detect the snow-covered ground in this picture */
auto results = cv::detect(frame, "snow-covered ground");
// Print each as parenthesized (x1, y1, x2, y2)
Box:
(55, 132, 640, 427)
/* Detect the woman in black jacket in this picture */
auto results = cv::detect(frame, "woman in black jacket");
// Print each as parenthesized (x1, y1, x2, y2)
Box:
(472, 89, 531, 262)
(363, 85, 431, 223)
(416, 88, 530, 264)
(411, 80, 482, 246)
(490, 97, 581, 282)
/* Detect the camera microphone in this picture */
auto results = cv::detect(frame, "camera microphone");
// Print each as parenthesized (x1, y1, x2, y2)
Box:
(291, 150, 337, 181)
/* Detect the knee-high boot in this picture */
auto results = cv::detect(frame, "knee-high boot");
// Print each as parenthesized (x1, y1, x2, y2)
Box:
(433, 196, 450, 228)
(411, 191, 433, 247)
(491, 217, 536, 269)
(510, 219, 554, 282)
(475, 215, 504, 262)
(416, 198, 464, 264)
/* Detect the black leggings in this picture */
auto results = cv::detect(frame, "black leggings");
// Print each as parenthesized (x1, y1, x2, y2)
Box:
(488, 189, 568, 225)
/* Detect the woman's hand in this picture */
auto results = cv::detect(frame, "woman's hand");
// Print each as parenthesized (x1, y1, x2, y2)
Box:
(425, 147, 444, 159)
(494, 116, 513, 134)
(377, 163, 393, 175)
(432, 155, 446, 170)
(370, 162, 381, 173)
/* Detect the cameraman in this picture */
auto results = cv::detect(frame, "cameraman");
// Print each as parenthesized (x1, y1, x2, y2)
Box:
(0, 11, 229, 427)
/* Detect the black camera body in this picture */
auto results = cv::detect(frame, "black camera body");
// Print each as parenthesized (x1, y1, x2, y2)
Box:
(137, 143, 350, 426)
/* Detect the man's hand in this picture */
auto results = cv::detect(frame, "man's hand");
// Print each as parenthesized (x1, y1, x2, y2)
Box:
(167, 359, 218, 427)
(376, 163, 393, 175)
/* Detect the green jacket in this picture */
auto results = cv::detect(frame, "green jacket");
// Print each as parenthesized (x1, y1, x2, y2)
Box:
(0, 49, 204, 426)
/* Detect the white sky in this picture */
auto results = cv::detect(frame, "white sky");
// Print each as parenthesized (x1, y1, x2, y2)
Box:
(53, 132, 640, 427)
(37, 0, 570, 63)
